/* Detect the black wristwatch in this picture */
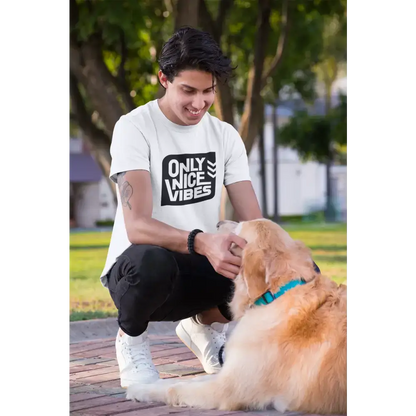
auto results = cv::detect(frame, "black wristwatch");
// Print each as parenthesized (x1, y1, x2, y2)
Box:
(187, 229, 203, 255)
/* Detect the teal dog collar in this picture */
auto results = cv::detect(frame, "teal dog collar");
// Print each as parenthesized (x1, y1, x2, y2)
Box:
(254, 279, 306, 306)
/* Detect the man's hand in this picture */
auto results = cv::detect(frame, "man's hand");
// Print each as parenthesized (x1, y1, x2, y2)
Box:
(194, 233, 247, 280)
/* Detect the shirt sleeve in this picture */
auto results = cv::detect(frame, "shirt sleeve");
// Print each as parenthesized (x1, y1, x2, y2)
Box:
(109, 116, 150, 183)
(223, 124, 251, 186)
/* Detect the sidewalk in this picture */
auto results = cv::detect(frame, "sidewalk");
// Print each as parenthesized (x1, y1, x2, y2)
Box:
(70, 319, 336, 416)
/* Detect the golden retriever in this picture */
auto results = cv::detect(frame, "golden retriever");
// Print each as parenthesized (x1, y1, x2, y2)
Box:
(126, 219, 347, 414)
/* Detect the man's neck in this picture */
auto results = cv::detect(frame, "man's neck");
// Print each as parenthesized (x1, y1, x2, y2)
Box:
(157, 97, 187, 126)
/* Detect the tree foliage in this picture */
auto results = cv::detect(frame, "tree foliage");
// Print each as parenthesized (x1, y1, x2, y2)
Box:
(70, 0, 347, 199)
(279, 93, 347, 164)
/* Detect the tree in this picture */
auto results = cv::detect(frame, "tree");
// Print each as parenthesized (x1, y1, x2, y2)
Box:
(278, 94, 347, 163)
(70, 0, 347, 207)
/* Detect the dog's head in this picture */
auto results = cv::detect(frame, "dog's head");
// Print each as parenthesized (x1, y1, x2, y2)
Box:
(217, 219, 317, 318)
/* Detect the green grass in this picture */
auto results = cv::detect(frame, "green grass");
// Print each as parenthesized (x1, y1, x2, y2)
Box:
(282, 222, 347, 285)
(70, 223, 346, 321)
(70, 231, 116, 321)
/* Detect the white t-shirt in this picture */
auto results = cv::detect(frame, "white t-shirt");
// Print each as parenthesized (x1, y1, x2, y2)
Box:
(100, 99, 251, 287)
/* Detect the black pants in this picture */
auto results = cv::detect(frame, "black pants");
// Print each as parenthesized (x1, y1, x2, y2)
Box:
(106, 244, 234, 337)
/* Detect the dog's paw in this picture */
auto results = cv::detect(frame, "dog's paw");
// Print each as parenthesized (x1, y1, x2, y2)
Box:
(126, 384, 152, 403)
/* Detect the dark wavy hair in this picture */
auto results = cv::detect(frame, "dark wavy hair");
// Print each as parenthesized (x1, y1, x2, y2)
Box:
(158, 26, 234, 84)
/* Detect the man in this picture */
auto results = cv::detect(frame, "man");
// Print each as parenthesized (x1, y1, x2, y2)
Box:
(100, 26, 263, 388)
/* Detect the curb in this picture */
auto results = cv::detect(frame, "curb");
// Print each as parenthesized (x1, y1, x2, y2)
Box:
(70, 318, 177, 343)
(70, 318, 237, 344)
(66, 287, 350, 344)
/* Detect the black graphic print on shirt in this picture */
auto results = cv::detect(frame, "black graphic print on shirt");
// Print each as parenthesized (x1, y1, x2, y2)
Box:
(161, 152, 216, 206)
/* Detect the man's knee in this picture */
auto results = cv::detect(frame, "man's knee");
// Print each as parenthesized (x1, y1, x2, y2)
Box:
(120, 244, 178, 288)
(110, 246, 178, 337)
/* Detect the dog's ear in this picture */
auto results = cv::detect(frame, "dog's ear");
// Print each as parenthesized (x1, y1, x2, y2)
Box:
(266, 240, 316, 289)
(264, 249, 295, 290)
(240, 245, 268, 301)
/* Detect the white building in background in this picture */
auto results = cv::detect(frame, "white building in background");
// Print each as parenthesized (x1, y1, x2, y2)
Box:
(70, 137, 116, 229)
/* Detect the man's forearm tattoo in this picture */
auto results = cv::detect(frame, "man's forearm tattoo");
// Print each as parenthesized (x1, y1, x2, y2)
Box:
(118, 172, 133, 210)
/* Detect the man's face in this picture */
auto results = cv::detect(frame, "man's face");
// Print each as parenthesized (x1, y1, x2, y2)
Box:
(158, 69, 216, 126)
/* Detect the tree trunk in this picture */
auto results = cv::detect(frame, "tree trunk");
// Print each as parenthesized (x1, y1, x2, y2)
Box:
(238, 0, 290, 155)
(258, 108, 268, 216)
(175, 0, 199, 30)
(116, 30, 137, 113)
(221, 0, 271, 221)
(213, 82, 235, 126)
(155, 1, 201, 100)
(324, 86, 334, 222)
(198, 0, 236, 219)
(198, 0, 236, 126)
(272, 103, 280, 222)
(70, 35, 125, 137)
(238, 0, 271, 153)
(323, 58, 338, 222)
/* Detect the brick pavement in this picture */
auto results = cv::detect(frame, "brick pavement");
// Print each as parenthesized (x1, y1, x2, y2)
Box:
(70, 333, 341, 416)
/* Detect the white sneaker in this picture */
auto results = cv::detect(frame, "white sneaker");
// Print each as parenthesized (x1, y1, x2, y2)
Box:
(115, 330, 159, 388)
(175, 316, 228, 374)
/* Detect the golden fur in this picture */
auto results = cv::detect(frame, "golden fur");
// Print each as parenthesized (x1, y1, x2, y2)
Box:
(127, 219, 347, 414)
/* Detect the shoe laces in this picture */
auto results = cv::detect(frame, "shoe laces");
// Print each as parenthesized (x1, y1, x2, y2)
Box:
(124, 340, 155, 372)
(207, 325, 227, 354)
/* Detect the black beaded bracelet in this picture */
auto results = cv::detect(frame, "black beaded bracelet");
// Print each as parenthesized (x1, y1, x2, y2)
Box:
(187, 229, 203, 255)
